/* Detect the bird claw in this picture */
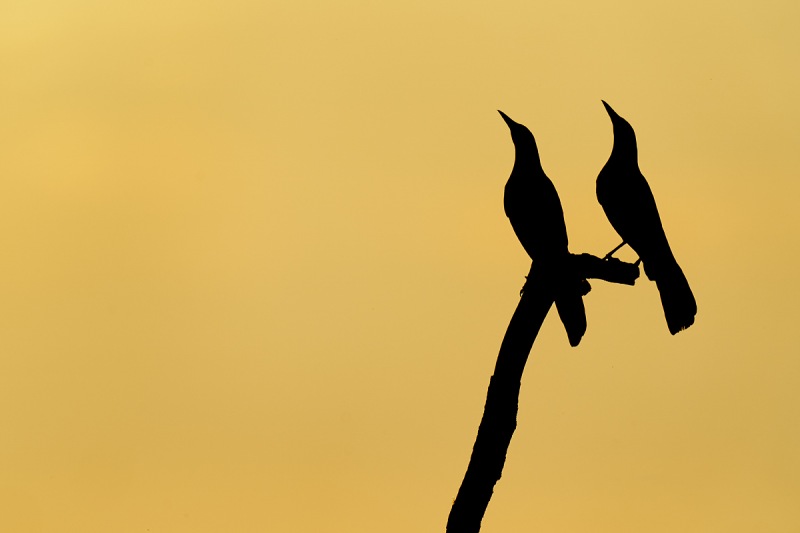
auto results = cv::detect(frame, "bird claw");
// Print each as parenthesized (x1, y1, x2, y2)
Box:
(603, 241, 627, 261)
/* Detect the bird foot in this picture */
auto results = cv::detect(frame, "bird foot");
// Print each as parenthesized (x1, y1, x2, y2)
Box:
(603, 241, 627, 260)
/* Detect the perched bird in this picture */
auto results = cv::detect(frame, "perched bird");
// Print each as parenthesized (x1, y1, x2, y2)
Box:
(499, 110, 588, 347)
(597, 101, 697, 334)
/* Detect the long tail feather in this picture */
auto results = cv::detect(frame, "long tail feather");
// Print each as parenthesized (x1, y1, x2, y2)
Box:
(554, 286, 588, 347)
(654, 261, 697, 335)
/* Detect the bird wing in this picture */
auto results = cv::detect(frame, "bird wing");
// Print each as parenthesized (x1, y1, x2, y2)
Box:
(505, 176, 569, 260)
(597, 168, 670, 259)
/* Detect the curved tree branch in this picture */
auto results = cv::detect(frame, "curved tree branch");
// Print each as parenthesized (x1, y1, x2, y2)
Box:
(447, 254, 638, 533)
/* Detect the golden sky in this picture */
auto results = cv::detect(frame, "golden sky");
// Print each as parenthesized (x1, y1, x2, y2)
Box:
(1, 0, 799, 531)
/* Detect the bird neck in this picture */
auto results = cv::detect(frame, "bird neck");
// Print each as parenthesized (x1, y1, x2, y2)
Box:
(609, 136, 639, 169)
(512, 142, 543, 173)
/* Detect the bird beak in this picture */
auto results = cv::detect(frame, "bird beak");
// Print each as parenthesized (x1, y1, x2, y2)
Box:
(601, 100, 618, 119)
(498, 110, 517, 128)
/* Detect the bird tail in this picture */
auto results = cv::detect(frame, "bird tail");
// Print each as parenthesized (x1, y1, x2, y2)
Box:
(653, 260, 697, 335)
(554, 279, 590, 347)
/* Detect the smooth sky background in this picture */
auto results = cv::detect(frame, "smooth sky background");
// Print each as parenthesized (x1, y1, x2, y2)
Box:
(1, 1, 798, 531)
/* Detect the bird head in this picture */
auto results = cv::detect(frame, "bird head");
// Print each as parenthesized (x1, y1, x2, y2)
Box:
(498, 110, 537, 149)
(601, 101, 638, 157)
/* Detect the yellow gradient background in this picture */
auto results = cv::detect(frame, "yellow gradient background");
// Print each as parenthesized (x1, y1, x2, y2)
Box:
(1, 1, 798, 531)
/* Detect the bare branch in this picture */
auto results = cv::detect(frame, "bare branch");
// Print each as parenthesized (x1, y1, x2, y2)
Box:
(447, 256, 638, 532)
(571, 253, 639, 285)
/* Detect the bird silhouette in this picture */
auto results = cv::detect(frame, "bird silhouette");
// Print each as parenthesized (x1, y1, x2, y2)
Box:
(499, 110, 589, 347)
(597, 101, 697, 334)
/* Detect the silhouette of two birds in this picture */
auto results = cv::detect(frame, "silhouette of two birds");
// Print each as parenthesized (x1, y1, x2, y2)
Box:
(500, 102, 696, 344)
